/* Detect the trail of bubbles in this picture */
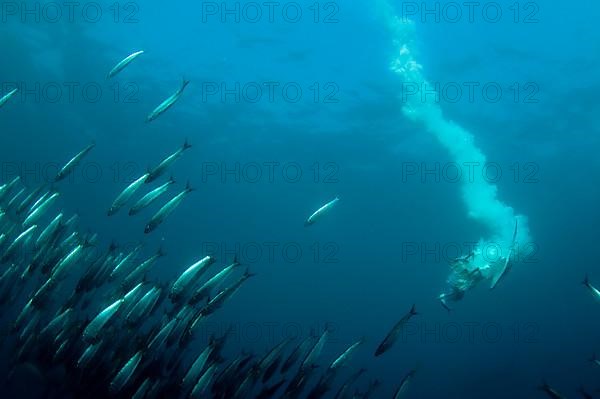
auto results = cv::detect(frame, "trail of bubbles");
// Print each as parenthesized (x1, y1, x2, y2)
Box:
(381, 10, 532, 298)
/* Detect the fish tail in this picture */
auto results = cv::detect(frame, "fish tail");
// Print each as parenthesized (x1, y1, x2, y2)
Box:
(183, 139, 192, 150)
(409, 304, 418, 316)
(109, 240, 119, 252)
(181, 78, 191, 90)
(440, 298, 452, 312)
(537, 380, 549, 391)
(582, 274, 590, 287)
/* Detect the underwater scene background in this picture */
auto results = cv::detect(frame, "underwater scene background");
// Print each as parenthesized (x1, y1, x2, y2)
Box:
(1, 1, 599, 398)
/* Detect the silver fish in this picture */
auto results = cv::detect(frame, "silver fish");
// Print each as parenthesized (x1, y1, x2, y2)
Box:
(538, 381, 567, 399)
(190, 364, 217, 399)
(108, 173, 149, 216)
(23, 192, 59, 227)
(393, 369, 417, 399)
(190, 257, 240, 304)
(55, 143, 95, 182)
(107, 50, 144, 79)
(51, 244, 83, 281)
(583, 275, 600, 301)
(305, 197, 339, 226)
(83, 298, 124, 343)
(36, 213, 64, 248)
(0, 88, 18, 108)
(129, 177, 175, 215)
(146, 79, 190, 123)
(170, 255, 214, 300)
(110, 351, 143, 393)
(144, 183, 193, 233)
(126, 286, 161, 326)
(181, 345, 213, 393)
(2, 225, 37, 262)
(145, 140, 191, 183)
(330, 337, 364, 370)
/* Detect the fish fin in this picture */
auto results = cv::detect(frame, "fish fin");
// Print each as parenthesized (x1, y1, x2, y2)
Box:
(183, 139, 192, 150)
(185, 181, 194, 192)
(409, 304, 418, 316)
(169, 175, 176, 185)
(440, 298, 452, 312)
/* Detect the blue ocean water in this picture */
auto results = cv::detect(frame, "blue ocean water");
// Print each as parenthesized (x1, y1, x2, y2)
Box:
(1, 1, 599, 398)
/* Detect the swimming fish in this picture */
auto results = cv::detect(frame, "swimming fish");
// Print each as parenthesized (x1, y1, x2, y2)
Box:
(146, 79, 190, 123)
(54, 143, 95, 182)
(107, 50, 144, 79)
(305, 197, 339, 226)
(145, 140, 191, 183)
(129, 177, 175, 215)
(375, 304, 418, 357)
(144, 182, 193, 233)
(0, 88, 18, 108)
(108, 173, 149, 216)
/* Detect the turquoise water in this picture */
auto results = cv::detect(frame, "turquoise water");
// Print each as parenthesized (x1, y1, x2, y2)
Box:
(1, 1, 599, 398)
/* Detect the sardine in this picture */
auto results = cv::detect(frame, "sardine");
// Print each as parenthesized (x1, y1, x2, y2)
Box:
(107, 50, 144, 79)
(305, 197, 339, 226)
(146, 79, 190, 123)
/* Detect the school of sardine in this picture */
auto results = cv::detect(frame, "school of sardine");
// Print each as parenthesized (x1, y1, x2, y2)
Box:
(0, 139, 418, 399)
(1, 50, 597, 399)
